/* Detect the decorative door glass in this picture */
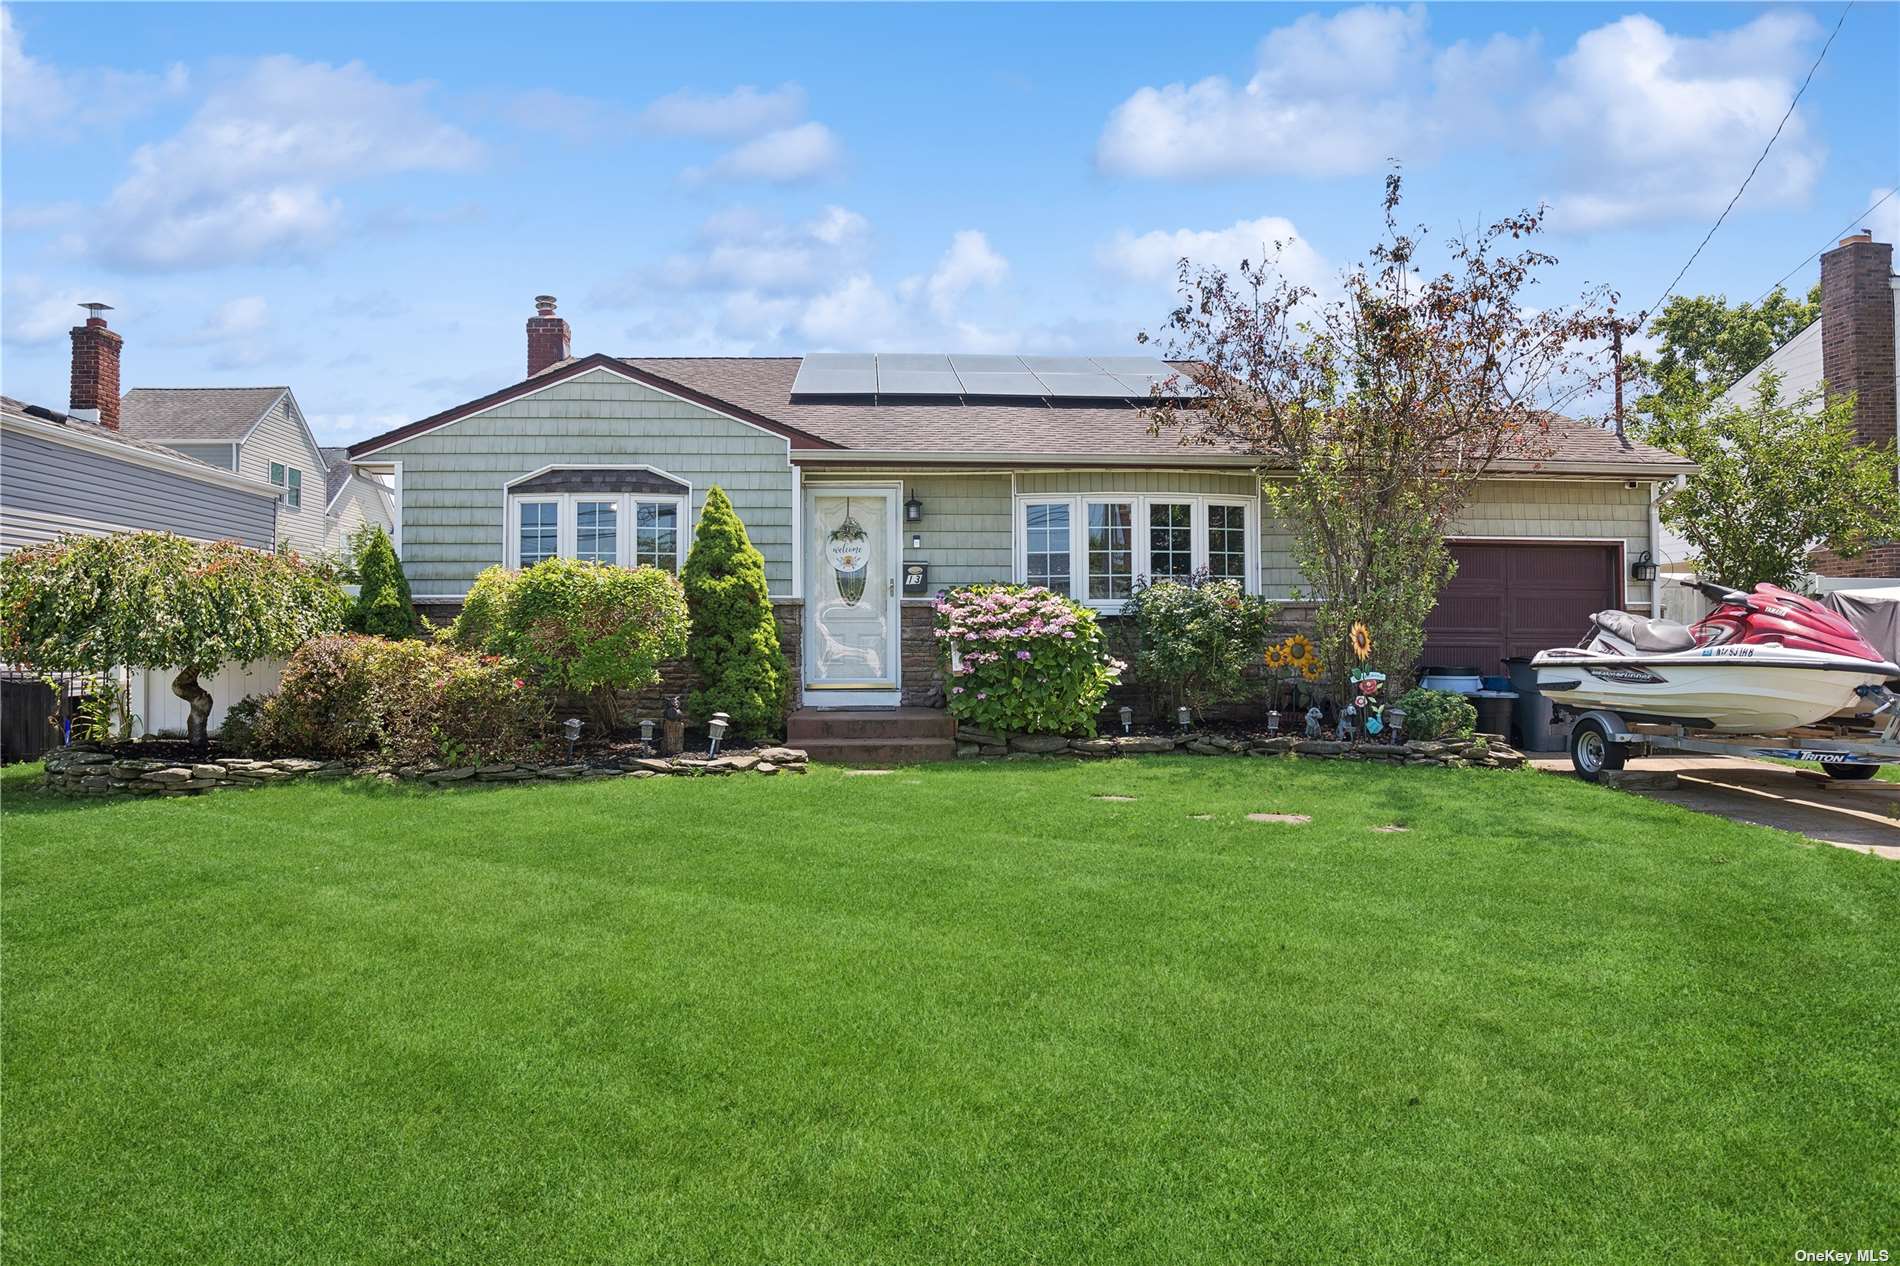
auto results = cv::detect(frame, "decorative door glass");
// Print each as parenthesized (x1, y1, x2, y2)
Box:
(808, 492, 893, 685)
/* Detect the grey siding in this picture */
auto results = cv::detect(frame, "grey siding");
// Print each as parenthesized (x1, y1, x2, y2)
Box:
(168, 443, 235, 469)
(372, 369, 796, 596)
(234, 394, 327, 554)
(1, 428, 278, 553)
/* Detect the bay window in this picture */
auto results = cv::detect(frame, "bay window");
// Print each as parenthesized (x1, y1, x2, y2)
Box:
(1017, 493, 1256, 609)
(504, 469, 691, 571)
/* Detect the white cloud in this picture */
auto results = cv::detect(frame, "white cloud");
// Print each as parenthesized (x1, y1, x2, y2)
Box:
(923, 231, 1009, 319)
(1, 5, 187, 139)
(1099, 216, 1329, 292)
(1095, 5, 1531, 178)
(686, 121, 843, 185)
(90, 55, 482, 270)
(1536, 13, 1823, 229)
(638, 83, 806, 139)
(0, 276, 118, 346)
(595, 206, 1014, 352)
(1867, 189, 1900, 246)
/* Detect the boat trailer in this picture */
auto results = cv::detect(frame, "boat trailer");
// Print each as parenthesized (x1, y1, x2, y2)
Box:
(1557, 689, 1900, 784)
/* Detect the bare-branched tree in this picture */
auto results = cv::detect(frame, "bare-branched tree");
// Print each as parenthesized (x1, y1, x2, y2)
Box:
(1146, 175, 1622, 686)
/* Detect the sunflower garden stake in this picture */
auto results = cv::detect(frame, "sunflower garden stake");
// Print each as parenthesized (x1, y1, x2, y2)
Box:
(1346, 622, 1387, 736)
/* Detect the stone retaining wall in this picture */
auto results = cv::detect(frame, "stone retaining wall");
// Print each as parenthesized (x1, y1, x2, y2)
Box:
(952, 728, 1528, 769)
(41, 745, 812, 797)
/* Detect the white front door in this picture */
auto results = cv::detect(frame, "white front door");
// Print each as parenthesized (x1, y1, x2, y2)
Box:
(804, 485, 902, 707)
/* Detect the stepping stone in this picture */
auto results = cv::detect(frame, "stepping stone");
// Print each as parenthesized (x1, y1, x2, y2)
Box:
(1092, 794, 1137, 802)
(1189, 814, 1215, 821)
(1370, 825, 1410, 833)
(845, 769, 894, 777)
(1247, 813, 1311, 825)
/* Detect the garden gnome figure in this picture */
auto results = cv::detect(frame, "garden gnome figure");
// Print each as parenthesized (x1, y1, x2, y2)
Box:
(1303, 705, 1324, 740)
(661, 694, 685, 755)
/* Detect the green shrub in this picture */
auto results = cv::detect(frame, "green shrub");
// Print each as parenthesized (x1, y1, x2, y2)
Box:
(349, 527, 419, 638)
(934, 584, 1122, 736)
(1122, 573, 1277, 717)
(1395, 687, 1476, 741)
(243, 634, 547, 765)
(683, 486, 789, 737)
(443, 559, 688, 725)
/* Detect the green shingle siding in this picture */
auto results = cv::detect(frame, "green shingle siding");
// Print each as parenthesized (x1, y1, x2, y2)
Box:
(373, 370, 794, 596)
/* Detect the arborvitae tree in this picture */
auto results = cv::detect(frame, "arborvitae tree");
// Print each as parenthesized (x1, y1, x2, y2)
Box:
(351, 526, 420, 638)
(682, 486, 789, 737)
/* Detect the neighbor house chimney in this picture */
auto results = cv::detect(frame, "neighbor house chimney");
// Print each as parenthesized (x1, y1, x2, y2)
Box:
(1820, 231, 1896, 452)
(1815, 231, 1900, 578)
(526, 294, 570, 377)
(69, 302, 123, 429)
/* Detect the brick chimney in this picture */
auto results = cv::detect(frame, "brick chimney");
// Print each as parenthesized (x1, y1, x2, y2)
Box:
(1815, 232, 1900, 577)
(69, 302, 123, 429)
(526, 294, 570, 377)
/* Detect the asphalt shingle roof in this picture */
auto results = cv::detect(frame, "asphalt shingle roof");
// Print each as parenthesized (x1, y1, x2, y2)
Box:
(1, 395, 241, 471)
(119, 387, 286, 442)
(319, 447, 353, 505)
(618, 357, 1692, 469)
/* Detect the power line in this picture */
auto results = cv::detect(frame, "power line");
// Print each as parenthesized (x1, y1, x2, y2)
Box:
(1631, 0, 1853, 335)
(1752, 185, 1896, 304)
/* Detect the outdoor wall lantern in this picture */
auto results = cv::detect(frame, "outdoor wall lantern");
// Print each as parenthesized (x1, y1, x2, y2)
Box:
(1630, 550, 1659, 583)
(904, 494, 924, 523)
(707, 712, 730, 758)
(639, 718, 656, 744)
(1176, 705, 1192, 731)
(1119, 705, 1134, 735)
(563, 716, 583, 760)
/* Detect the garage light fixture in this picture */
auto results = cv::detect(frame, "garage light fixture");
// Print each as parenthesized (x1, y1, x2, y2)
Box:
(1630, 550, 1659, 583)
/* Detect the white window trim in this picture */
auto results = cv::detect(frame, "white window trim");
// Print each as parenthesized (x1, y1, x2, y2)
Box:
(1012, 492, 1260, 612)
(504, 491, 690, 571)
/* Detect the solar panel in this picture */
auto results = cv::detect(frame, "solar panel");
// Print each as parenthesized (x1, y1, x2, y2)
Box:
(791, 353, 876, 395)
(1020, 355, 1100, 375)
(957, 371, 1048, 396)
(876, 353, 962, 395)
(1030, 371, 1133, 398)
(946, 354, 1026, 372)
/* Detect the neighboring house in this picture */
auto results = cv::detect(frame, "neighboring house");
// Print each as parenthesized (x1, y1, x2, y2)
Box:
(1710, 230, 1900, 588)
(118, 386, 334, 555)
(348, 298, 1692, 713)
(318, 447, 399, 556)
(1, 393, 279, 554)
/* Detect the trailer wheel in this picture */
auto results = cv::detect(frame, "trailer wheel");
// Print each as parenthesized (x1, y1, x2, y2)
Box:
(1823, 763, 1880, 781)
(1570, 717, 1626, 783)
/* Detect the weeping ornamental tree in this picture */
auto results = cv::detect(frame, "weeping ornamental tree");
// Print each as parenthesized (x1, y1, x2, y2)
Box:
(0, 532, 347, 744)
(1147, 175, 1619, 686)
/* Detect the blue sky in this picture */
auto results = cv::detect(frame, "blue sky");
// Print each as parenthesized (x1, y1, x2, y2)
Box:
(3, 2, 1895, 444)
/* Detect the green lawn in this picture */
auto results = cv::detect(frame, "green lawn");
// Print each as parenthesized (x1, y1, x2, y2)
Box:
(4, 757, 1895, 1264)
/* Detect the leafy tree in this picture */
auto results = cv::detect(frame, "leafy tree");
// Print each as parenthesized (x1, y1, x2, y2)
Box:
(0, 532, 347, 744)
(348, 526, 420, 638)
(682, 485, 790, 737)
(1636, 373, 1900, 590)
(1147, 175, 1618, 687)
(449, 559, 689, 726)
(1627, 284, 1820, 423)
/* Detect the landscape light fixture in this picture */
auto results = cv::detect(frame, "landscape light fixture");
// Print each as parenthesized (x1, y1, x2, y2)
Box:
(1267, 710, 1281, 735)
(639, 718, 656, 744)
(1630, 550, 1659, 583)
(563, 716, 583, 760)
(707, 712, 730, 757)
(1176, 705, 1191, 731)
(1119, 704, 1134, 735)
(1386, 706, 1407, 743)
(904, 494, 924, 523)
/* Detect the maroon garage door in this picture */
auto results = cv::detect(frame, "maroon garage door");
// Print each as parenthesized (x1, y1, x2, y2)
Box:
(1420, 543, 1621, 676)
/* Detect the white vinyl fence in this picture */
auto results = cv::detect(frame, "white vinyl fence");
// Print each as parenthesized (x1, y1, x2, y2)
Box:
(127, 659, 287, 736)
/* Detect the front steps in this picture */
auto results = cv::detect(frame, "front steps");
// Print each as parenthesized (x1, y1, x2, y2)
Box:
(786, 706, 957, 766)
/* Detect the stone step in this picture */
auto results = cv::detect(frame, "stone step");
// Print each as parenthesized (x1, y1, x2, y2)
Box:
(795, 736, 959, 767)
(787, 707, 955, 743)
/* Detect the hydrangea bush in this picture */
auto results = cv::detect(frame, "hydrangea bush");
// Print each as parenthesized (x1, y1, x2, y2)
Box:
(933, 584, 1121, 736)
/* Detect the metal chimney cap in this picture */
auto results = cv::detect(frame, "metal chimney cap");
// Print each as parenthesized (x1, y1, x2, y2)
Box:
(533, 294, 558, 313)
(79, 302, 115, 314)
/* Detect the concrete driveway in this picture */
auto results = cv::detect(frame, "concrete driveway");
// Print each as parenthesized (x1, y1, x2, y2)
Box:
(1531, 755, 1900, 859)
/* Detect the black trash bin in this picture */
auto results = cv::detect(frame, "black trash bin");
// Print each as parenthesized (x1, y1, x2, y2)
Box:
(1504, 656, 1569, 752)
